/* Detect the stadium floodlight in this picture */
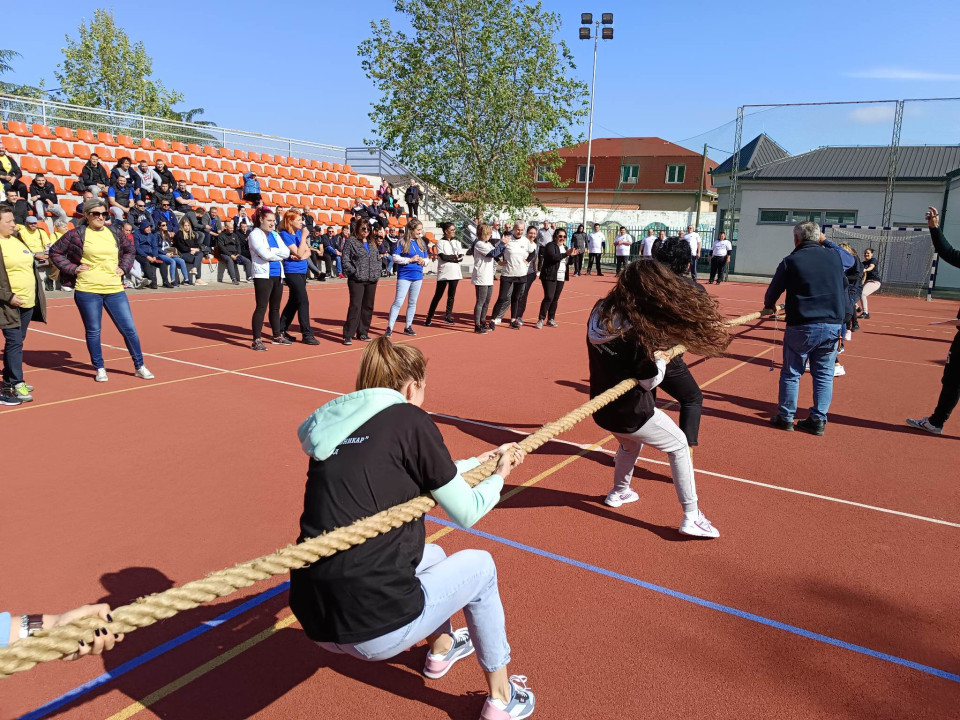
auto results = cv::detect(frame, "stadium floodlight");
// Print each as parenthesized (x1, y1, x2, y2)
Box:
(579, 12, 614, 229)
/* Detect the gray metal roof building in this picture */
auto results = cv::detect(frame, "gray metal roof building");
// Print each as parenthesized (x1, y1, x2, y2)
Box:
(740, 145, 960, 181)
(712, 133, 790, 175)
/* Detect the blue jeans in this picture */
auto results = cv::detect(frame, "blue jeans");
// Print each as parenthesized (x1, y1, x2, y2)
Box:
(160, 255, 188, 285)
(318, 544, 511, 673)
(778, 323, 843, 422)
(2, 306, 33, 386)
(387, 277, 422, 329)
(327, 253, 342, 275)
(74, 290, 144, 370)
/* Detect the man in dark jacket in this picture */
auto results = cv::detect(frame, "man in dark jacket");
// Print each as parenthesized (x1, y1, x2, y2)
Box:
(216, 218, 252, 284)
(0, 148, 23, 192)
(764, 220, 845, 436)
(906, 206, 960, 436)
(133, 219, 171, 289)
(79, 154, 109, 194)
(151, 199, 177, 234)
(404, 180, 423, 217)
(29, 174, 68, 229)
(4, 188, 32, 225)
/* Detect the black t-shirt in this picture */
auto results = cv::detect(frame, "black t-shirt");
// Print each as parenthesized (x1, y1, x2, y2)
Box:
(289, 403, 457, 644)
(587, 328, 659, 434)
(864, 258, 879, 282)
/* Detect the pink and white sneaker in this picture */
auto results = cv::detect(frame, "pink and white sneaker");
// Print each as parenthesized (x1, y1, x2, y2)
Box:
(604, 488, 639, 508)
(423, 628, 474, 679)
(679, 510, 720, 538)
(480, 675, 535, 719)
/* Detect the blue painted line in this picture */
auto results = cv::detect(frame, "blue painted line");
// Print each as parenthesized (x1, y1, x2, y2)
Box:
(19, 581, 290, 720)
(425, 517, 960, 684)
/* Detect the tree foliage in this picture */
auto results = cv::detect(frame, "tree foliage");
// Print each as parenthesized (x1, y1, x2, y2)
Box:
(0, 48, 20, 76)
(359, 0, 587, 218)
(54, 9, 183, 117)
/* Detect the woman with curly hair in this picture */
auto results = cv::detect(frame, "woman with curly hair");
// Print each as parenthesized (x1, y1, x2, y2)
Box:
(587, 259, 729, 537)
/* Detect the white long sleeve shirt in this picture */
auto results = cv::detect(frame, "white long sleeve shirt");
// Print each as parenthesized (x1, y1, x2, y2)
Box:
(249, 228, 291, 278)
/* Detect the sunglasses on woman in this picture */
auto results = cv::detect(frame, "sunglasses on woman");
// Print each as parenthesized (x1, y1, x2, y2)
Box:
(87, 211, 109, 218)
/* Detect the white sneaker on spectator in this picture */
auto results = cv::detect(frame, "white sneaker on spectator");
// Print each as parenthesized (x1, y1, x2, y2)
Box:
(135, 366, 154, 380)
(95, 368, 108, 383)
(604, 489, 639, 508)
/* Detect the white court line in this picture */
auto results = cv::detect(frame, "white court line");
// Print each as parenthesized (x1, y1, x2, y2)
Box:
(28, 329, 958, 529)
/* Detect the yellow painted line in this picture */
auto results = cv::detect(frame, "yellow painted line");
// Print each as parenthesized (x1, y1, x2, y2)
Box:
(499, 434, 614, 503)
(104, 614, 299, 720)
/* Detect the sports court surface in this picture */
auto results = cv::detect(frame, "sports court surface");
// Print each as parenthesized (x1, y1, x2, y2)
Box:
(2, 274, 958, 719)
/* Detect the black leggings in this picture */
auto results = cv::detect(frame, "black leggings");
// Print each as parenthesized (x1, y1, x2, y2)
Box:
(426, 279, 459, 322)
(474, 284, 493, 328)
(343, 280, 377, 340)
(538, 278, 564, 321)
(252, 276, 283, 340)
(517, 273, 536, 319)
(931, 326, 960, 428)
(658, 356, 703, 446)
(491, 276, 526, 321)
(280, 272, 313, 338)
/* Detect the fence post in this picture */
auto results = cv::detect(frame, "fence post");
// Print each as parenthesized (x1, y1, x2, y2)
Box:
(142, 115, 146, 139)
(41, 99, 47, 127)
(288, 140, 292, 157)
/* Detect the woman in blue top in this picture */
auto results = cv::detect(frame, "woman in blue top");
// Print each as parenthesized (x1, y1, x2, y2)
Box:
(248, 210, 291, 351)
(385, 218, 428, 338)
(278, 210, 318, 345)
(241, 172, 261, 206)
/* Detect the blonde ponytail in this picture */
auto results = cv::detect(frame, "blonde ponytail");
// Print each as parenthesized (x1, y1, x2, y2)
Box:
(356, 337, 427, 392)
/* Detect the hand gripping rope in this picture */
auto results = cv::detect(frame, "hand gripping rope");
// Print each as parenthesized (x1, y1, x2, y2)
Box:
(0, 305, 783, 680)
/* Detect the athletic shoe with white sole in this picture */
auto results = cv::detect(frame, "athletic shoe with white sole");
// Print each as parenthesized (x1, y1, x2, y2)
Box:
(604, 488, 639, 508)
(906, 417, 943, 436)
(480, 675, 535, 720)
(95, 368, 108, 383)
(12, 382, 33, 402)
(679, 510, 720, 538)
(833, 364, 846, 377)
(422, 628, 475, 679)
(135, 366, 154, 380)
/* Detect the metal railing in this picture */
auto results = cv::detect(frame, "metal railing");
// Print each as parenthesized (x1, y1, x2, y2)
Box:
(0, 94, 346, 164)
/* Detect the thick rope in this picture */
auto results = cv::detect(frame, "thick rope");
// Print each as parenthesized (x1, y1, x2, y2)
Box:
(0, 304, 781, 679)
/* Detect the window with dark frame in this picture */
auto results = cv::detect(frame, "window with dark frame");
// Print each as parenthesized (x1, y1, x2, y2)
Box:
(577, 164, 595, 183)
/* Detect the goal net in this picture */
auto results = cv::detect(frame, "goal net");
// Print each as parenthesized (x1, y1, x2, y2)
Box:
(823, 225, 933, 298)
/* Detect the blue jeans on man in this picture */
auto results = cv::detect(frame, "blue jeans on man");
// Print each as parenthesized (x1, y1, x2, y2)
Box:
(777, 322, 843, 423)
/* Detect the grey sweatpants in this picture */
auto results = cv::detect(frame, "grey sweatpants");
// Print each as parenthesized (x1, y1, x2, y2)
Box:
(612, 408, 698, 513)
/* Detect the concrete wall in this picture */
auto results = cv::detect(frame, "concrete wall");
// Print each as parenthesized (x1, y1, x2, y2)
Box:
(507, 207, 717, 233)
(939, 175, 960, 291)
(734, 180, 944, 277)
(534, 189, 714, 213)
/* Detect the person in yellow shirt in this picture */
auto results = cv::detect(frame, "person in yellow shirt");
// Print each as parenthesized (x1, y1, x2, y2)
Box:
(0, 203, 47, 405)
(18, 216, 54, 291)
(48, 198, 153, 384)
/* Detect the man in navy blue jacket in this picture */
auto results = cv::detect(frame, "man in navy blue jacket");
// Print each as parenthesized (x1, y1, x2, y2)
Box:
(764, 221, 845, 435)
(906, 206, 960, 436)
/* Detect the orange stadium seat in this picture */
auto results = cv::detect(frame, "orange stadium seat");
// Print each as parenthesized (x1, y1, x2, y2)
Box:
(32, 124, 54, 139)
(188, 156, 204, 170)
(249, 163, 265, 176)
(247, 152, 262, 163)
(343, 164, 354, 173)
(60, 198, 79, 216)
(8, 121, 31, 137)
(93, 146, 115, 162)
(321, 162, 332, 171)
(117, 134, 135, 148)
(203, 157, 220, 172)
(2, 136, 25, 153)
(281, 180, 296, 193)
(207, 188, 225, 203)
(21, 156, 45, 174)
(97, 132, 117, 146)
(261, 165, 280, 178)
(192, 188, 209, 202)
(26, 139, 51, 156)
(170, 141, 187, 154)
(234, 161, 249, 174)
(170, 155, 188, 169)
(153, 152, 170, 165)
(296, 182, 309, 195)
(153, 138, 170, 151)
(76, 129, 95, 143)
(187, 144, 202, 156)
(331, 163, 343, 173)
(276, 166, 291, 179)
(188, 171, 207, 186)
(69, 159, 85, 176)
(54, 126, 74, 141)
(224, 189, 241, 204)
(233, 150, 248, 161)
(220, 159, 235, 174)
(49, 141, 72, 159)
(217, 147, 233, 159)
(203, 145, 218, 157)
(140, 138, 155, 150)
(45, 158, 70, 176)
(398, 216, 408, 227)
(134, 149, 152, 163)
(206, 173, 223, 186)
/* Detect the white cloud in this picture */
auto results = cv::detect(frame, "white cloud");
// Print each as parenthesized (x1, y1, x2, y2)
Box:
(848, 68, 960, 81)
(849, 105, 897, 124)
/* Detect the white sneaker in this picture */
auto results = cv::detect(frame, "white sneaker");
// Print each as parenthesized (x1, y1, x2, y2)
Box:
(95, 368, 108, 383)
(604, 489, 639, 508)
(135, 366, 154, 380)
(679, 510, 719, 538)
(833, 364, 846, 377)
(492, 318, 501, 325)
(906, 417, 943, 436)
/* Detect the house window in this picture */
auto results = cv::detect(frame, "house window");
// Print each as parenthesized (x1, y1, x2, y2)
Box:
(791, 210, 821, 224)
(666, 164, 685, 184)
(758, 209, 859, 225)
(577, 164, 595, 183)
(620, 164, 639, 183)
(758, 209, 790, 224)
(536, 165, 549, 183)
(824, 211, 857, 225)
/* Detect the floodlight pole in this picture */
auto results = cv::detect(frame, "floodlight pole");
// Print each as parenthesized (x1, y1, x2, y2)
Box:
(582, 21, 599, 230)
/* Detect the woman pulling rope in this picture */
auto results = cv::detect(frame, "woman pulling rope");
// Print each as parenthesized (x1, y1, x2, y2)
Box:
(588, 259, 730, 537)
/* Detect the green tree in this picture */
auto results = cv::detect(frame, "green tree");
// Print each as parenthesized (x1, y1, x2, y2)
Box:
(175, 107, 217, 127)
(359, 0, 587, 218)
(54, 9, 182, 116)
(0, 48, 20, 76)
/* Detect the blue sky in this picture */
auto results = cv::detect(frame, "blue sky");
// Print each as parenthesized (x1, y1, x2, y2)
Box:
(4, 0, 960, 164)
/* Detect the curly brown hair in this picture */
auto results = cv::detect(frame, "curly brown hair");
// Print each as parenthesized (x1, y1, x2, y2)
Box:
(594, 258, 730, 358)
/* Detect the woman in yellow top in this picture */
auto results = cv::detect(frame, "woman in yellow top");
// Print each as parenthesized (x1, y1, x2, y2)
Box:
(49, 199, 153, 384)
(0, 203, 47, 405)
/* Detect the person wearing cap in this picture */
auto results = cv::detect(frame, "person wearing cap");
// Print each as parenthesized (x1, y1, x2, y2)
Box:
(134, 219, 173, 289)
(242, 171, 261, 206)
(0, 202, 47, 405)
(49, 198, 154, 383)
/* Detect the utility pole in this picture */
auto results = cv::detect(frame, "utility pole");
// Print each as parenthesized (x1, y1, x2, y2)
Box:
(581, 22, 599, 231)
(694, 142, 708, 231)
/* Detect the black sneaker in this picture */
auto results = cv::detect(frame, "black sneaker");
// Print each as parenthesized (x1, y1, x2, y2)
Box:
(272, 335, 293, 345)
(251, 339, 267, 352)
(444, 316, 455, 324)
(281, 331, 296, 342)
(475, 325, 488, 334)
(385, 329, 392, 339)
(342, 338, 353, 345)
(424, 318, 433, 327)
(770, 415, 794, 431)
(358, 335, 372, 342)
(860, 313, 870, 320)
(403, 327, 417, 336)
(796, 417, 825, 436)
(1, 390, 22, 406)
(303, 336, 320, 345)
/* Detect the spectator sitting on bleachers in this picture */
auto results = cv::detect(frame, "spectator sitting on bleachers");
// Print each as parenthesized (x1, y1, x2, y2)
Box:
(153, 159, 176, 189)
(79, 153, 109, 195)
(151, 197, 177, 232)
(237, 215, 251, 235)
(208, 208, 222, 248)
(120, 222, 139, 288)
(107, 175, 135, 222)
(152, 180, 174, 210)
(325, 224, 347, 278)
(302, 211, 314, 231)
(28, 173, 68, 229)
(0, 147, 23, 192)
(378, 234, 393, 277)
(111, 156, 134, 189)
(182, 206, 212, 252)
(173, 217, 205, 285)
(308, 225, 327, 281)
(19, 215, 52, 289)
(5, 188, 31, 225)
(127, 199, 150, 229)
(377, 179, 390, 200)
(173, 179, 199, 214)
(235, 204, 251, 229)
(72, 189, 94, 227)
(241, 171, 261, 205)
(217, 218, 253, 284)
(133, 159, 161, 203)
(134, 219, 172, 289)
(368, 196, 384, 218)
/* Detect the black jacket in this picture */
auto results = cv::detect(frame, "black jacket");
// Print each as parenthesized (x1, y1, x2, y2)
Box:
(10, 199, 31, 225)
(342, 237, 381, 282)
(80, 161, 109, 188)
(0, 232, 47, 329)
(540, 242, 571, 282)
(0, 154, 22, 185)
(764, 240, 845, 326)
(29, 180, 58, 206)
(404, 185, 423, 204)
(931, 227, 960, 319)
(218, 230, 244, 257)
(173, 230, 202, 254)
(154, 165, 177, 188)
